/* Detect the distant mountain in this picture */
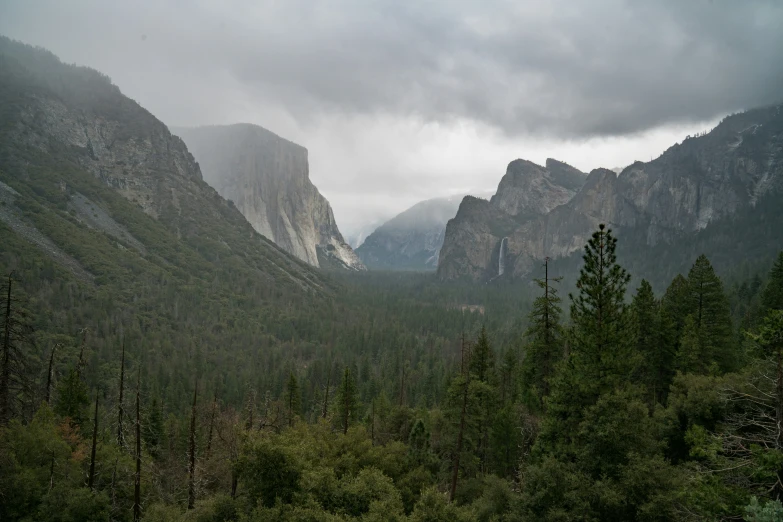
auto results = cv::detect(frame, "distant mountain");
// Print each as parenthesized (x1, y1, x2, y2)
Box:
(343, 217, 389, 249)
(356, 193, 490, 271)
(438, 105, 783, 283)
(174, 125, 364, 271)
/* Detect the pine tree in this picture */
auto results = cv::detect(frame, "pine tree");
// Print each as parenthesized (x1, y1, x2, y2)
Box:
(659, 274, 691, 391)
(522, 257, 563, 407)
(469, 326, 495, 383)
(568, 224, 634, 390)
(676, 315, 709, 374)
(285, 372, 301, 427)
(499, 348, 518, 405)
(539, 224, 633, 452)
(683, 254, 734, 372)
(631, 279, 672, 402)
(661, 274, 690, 340)
(762, 252, 783, 313)
(336, 367, 358, 434)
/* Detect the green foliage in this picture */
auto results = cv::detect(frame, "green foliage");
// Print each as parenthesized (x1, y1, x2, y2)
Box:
(285, 372, 301, 427)
(681, 254, 735, 372)
(336, 367, 359, 434)
(53, 369, 89, 427)
(761, 252, 783, 313)
(745, 497, 783, 522)
(568, 224, 635, 391)
(236, 436, 301, 509)
(631, 279, 673, 402)
(521, 262, 563, 408)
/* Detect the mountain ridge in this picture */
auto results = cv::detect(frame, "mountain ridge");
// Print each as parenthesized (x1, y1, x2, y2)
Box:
(437, 103, 783, 281)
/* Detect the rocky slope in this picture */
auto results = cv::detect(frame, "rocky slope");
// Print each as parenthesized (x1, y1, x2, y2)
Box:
(0, 36, 327, 294)
(174, 125, 364, 271)
(438, 105, 783, 281)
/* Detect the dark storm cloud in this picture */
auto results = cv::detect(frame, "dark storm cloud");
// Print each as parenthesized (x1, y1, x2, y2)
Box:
(2, 0, 781, 139)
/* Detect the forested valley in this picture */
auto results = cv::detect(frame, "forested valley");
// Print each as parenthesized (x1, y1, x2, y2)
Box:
(4, 221, 783, 521)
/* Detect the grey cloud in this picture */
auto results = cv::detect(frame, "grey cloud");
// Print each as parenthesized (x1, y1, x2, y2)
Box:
(2, 0, 782, 139)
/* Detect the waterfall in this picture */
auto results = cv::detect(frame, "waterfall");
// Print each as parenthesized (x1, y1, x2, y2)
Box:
(498, 237, 508, 276)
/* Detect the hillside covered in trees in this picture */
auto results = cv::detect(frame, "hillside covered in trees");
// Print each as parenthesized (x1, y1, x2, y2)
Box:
(3, 218, 783, 520)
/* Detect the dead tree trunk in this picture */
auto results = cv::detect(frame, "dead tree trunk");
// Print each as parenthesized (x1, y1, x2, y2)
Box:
(76, 328, 88, 380)
(206, 393, 217, 459)
(88, 391, 99, 489)
(322, 362, 332, 419)
(187, 382, 198, 510)
(0, 274, 13, 425)
(117, 342, 125, 447)
(45, 343, 59, 404)
(133, 369, 141, 522)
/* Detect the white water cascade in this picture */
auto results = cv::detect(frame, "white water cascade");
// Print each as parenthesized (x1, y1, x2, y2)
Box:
(498, 237, 508, 276)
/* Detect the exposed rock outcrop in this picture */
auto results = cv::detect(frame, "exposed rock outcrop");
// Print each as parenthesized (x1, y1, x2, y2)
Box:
(175, 124, 365, 271)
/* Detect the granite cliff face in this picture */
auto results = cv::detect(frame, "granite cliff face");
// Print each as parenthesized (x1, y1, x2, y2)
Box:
(438, 104, 783, 281)
(175, 125, 364, 271)
(438, 159, 586, 280)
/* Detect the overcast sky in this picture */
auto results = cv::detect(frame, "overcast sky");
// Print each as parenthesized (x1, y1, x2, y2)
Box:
(2, 0, 782, 233)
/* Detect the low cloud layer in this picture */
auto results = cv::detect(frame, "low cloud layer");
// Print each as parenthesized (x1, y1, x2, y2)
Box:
(2, 0, 781, 227)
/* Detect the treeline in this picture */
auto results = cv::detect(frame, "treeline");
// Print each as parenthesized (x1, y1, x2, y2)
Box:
(3, 225, 783, 520)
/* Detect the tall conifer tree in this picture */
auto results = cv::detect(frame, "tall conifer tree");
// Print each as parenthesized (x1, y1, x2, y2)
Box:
(285, 372, 301, 427)
(337, 367, 358, 434)
(539, 224, 633, 451)
(682, 254, 734, 372)
(522, 257, 563, 407)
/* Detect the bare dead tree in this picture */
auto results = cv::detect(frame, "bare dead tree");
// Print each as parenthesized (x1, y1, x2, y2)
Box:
(133, 368, 141, 522)
(75, 327, 89, 380)
(206, 392, 217, 459)
(88, 391, 99, 489)
(0, 272, 34, 425)
(45, 343, 61, 405)
(187, 381, 198, 510)
(117, 341, 125, 447)
(713, 312, 783, 498)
